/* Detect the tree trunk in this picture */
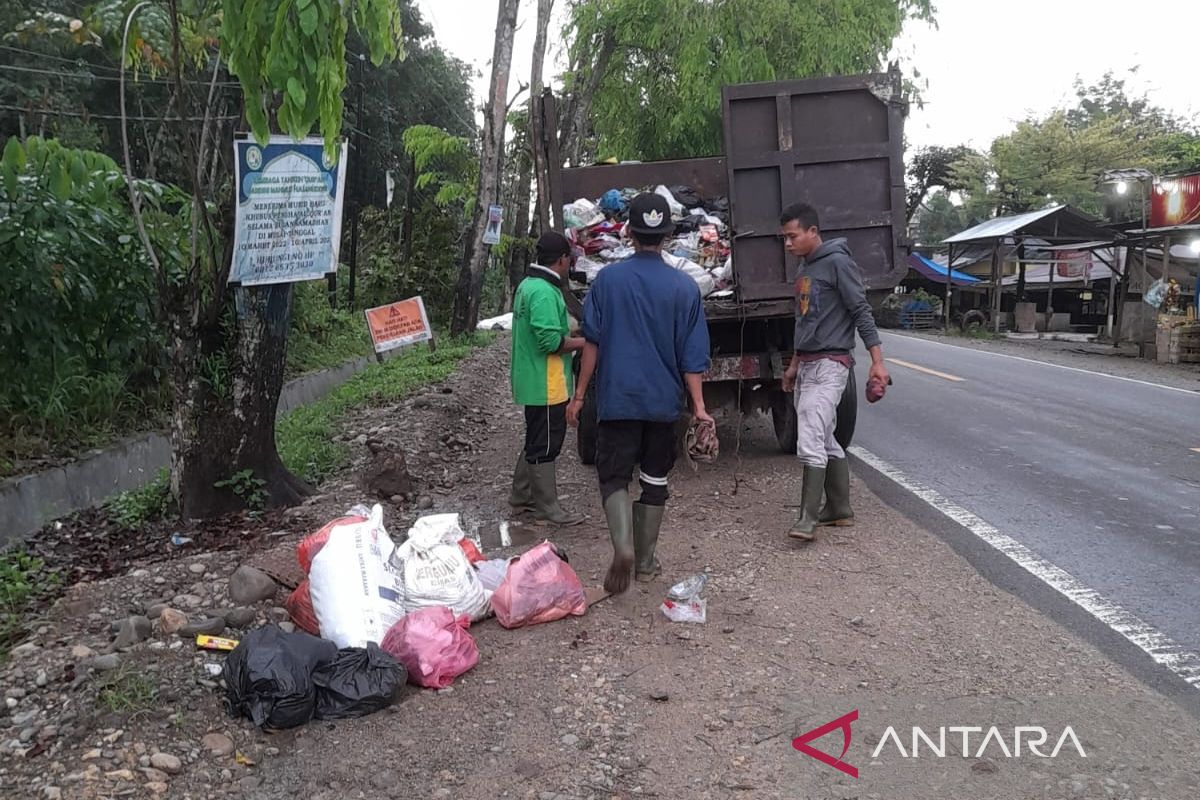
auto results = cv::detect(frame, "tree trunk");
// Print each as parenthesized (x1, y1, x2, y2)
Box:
(450, 0, 520, 335)
(559, 29, 616, 166)
(507, 137, 534, 313)
(174, 283, 311, 519)
(530, 0, 555, 230)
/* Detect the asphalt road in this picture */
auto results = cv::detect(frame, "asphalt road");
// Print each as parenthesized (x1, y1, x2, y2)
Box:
(850, 331, 1200, 686)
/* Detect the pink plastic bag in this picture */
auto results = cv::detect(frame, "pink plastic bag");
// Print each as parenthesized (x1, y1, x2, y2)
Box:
(491, 542, 588, 629)
(380, 607, 478, 689)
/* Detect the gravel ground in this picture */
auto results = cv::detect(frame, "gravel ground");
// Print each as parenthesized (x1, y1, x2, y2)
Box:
(2, 340, 1198, 799)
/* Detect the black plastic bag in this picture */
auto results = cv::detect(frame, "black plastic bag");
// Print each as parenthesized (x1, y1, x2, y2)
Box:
(313, 643, 407, 720)
(669, 185, 703, 209)
(223, 625, 337, 730)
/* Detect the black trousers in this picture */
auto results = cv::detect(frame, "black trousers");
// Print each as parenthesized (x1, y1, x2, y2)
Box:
(524, 403, 567, 465)
(596, 420, 678, 506)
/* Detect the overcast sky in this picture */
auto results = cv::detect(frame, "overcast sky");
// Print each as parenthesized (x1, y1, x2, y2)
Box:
(416, 0, 1196, 152)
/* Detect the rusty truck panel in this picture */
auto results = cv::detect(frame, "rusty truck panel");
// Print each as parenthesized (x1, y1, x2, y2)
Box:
(721, 69, 908, 301)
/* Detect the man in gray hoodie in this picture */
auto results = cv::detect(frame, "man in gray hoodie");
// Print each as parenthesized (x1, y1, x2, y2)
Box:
(779, 202, 889, 541)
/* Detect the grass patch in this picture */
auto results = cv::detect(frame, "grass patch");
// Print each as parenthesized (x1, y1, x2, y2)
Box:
(96, 667, 158, 713)
(106, 468, 173, 529)
(286, 282, 373, 378)
(0, 549, 62, 659)
(278, 333, 491, 486)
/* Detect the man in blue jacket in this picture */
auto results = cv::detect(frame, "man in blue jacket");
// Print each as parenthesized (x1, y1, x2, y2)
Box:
(568, 193, 713, 594)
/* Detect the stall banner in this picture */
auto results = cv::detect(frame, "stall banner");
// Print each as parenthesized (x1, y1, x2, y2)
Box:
(230, 136, 348, 286)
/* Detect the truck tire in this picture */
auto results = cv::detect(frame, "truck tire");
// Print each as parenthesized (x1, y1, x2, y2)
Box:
(770, 389, 798, 455)
(577, 385, 598, 466)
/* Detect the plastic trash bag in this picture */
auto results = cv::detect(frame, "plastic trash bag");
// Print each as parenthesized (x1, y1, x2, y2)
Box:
(476, 312, 514, 331)
(285, 579, 320, 636)
(564, 198, 604, 230)
(599, 189, 626, 215)
(669, 185, 703, 209)
(393, 514, 491, 621)
(1144, 278, 1167, 309)
(653, 185, 684, 217)
(309, 504, 407, 648)
(223, 624, 337, 730)
(474, 558, 511, 593)
(297, 506, 372, 574)
(312, 643, 406, 720)
(380, 606, 479, 689)
(660, 573, 708, 624)
(491, 542, 588, 629)
(662, 252, 716, 297)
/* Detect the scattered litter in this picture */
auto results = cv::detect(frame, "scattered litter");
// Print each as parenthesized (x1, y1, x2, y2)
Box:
(499, 521, 512, 547)
(491, 542, 588, 629)
(661, 573, 709, 624)
(169, 534, 194, 547)
(381, 607, 479, 689)
(235, 751, 255, 767)
(196, 634, 239, 652)
(203, 663, 223, 677)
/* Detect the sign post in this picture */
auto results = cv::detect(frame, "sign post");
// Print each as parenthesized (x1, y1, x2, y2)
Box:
(483, 204, 504, 246)
(364, 297, 435, 362)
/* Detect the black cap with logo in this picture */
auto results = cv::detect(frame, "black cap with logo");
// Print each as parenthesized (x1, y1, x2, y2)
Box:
(626, 192, 676, 235)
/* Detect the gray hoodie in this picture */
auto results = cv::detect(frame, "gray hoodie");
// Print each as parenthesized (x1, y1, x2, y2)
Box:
(792, 238, 881, 355)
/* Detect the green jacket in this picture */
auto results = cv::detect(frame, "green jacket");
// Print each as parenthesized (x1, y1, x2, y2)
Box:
(511, 266, 574, 406)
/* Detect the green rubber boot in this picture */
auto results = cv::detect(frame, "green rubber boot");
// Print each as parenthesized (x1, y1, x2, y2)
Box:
(788, 465, 826, 541)
(633, 503, 665, 582)
(603, 490, 635, 594)
(508, 453, 534, 512)
(529, 462, 585, 526)
(818, 458, 854, 527)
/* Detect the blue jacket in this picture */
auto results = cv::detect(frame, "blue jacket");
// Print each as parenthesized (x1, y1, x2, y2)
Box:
(582, 252, 710, 422)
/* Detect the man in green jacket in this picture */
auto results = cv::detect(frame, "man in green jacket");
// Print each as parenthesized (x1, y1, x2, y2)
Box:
(509, 231, 586, 525)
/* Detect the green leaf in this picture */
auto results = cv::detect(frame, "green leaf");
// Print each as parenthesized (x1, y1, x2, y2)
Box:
(49, 160, 71, 202)
(298, 4, 318, 35)
(286, 76, 308, 110)
(2, 137, 25, 198)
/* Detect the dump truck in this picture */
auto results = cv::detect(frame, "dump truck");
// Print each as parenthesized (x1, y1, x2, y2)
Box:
(546, 69, 908, 463)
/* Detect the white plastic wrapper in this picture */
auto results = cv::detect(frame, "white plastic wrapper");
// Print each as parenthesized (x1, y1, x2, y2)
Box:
(476, 312, 513, 331)
(662, 252, 716, 297)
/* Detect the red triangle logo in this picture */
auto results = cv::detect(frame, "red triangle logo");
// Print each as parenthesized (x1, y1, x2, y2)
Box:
(792, 709, 859, 778)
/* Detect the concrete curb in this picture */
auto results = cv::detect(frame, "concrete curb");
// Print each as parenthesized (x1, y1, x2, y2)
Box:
(0, 356, 374, 546)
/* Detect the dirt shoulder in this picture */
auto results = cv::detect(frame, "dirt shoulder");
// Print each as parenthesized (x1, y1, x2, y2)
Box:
(2, 340, 1197, 800)
(890, 330, 1200, 393)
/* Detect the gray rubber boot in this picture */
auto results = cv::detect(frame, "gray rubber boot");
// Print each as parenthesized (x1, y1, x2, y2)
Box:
(603, 490, 635, 594)
(818, 458, 854, 527)
(633, 503, 665, 582)
(529, 462, 584, 526)
(788, 465, 826, 541)
(508, 453, 534, 512)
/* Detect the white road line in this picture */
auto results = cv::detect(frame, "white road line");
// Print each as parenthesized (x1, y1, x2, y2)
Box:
(881, 332, 1198, 396)
(849, 444, 1200, 689)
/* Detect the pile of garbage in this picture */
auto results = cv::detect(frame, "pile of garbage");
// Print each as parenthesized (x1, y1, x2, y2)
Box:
(225, 504, 589, 730)
(563, 185, 733, 298)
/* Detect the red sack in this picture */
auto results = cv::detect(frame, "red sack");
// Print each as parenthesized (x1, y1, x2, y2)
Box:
(491, 542, 588, 629)
(285, 580, 321, 636)
(380, 607, 478, 689)
(458, 538, 486, 565)
(297, 514, 368, 574)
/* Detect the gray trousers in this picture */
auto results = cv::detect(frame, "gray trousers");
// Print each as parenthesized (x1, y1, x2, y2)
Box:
(793, 359, 850, 467)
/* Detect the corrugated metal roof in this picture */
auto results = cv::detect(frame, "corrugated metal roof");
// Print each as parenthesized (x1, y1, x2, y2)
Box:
(942, 205, 1119, 245)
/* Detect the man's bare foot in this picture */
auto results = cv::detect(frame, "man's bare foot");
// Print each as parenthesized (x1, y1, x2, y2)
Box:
(604, 552, 633, 594)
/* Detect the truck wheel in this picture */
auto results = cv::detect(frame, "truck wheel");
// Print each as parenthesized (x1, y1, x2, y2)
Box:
(770, 390, 798, 455)
(577, 386, 598, 466)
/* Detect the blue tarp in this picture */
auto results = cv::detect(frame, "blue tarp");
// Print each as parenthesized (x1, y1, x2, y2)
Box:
(907, 253, 981, 286)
